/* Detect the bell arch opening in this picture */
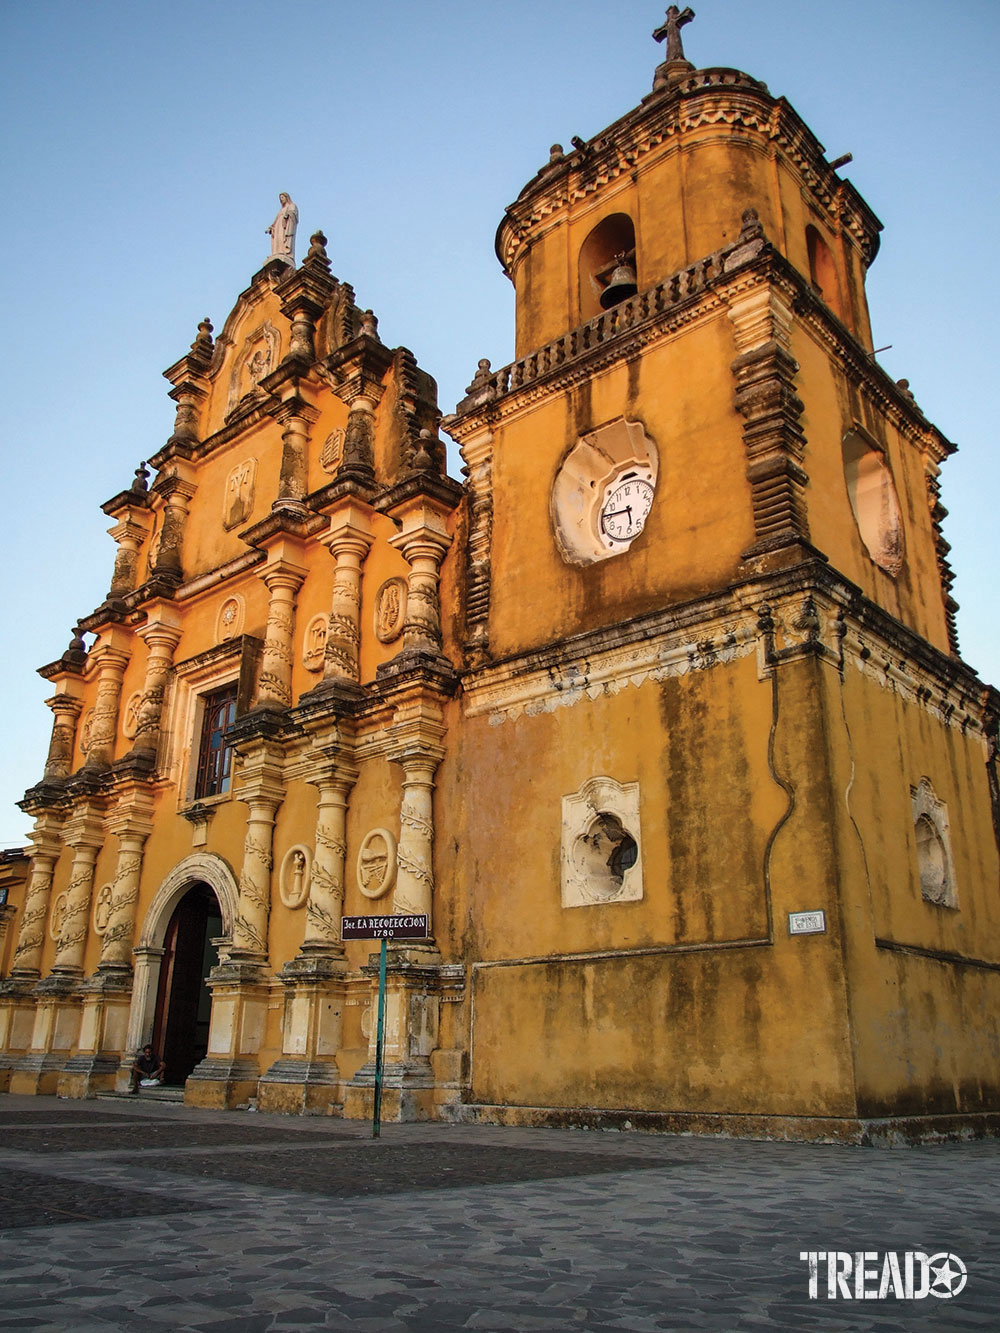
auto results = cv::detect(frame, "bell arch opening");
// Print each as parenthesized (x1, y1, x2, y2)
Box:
(579, 214, 637, 320)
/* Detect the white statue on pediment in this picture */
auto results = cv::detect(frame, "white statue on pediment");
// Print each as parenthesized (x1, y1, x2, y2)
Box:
(266, 192, 298, 266)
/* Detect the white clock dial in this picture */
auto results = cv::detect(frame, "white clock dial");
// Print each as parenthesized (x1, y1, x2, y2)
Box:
(598, 473, 655, 548)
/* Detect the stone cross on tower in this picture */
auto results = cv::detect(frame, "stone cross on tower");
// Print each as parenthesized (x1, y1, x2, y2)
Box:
(652, 5, 695, 90)
(653, 5, 695, 63)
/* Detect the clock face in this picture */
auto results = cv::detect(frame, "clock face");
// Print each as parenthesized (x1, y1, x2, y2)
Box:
(598, 472, 655, 548)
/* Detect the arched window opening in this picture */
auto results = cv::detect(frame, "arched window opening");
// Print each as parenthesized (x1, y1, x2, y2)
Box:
(842, 428, 904, 576)
(579, 214, 637, 320)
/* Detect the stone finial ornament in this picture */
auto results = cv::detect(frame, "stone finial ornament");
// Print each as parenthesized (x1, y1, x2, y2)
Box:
(266, 193, 299, 266)
(739, 207, 765, 242)
(190, 317, 214, 355)
(130, 462, 150, 495)
(359, 309, 379, 341)
(413, 428, 436, 472)
(549, 143, 565, 164)
(305, 230, 331, 273)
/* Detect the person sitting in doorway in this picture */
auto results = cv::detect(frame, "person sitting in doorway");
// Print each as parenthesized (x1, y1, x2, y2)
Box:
(129, 1043, 167, 1093)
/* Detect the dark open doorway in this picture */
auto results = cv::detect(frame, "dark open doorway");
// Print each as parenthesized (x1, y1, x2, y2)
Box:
(152, 882, 222, 1086)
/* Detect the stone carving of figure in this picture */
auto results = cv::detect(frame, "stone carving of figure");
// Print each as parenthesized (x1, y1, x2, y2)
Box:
(266, 193, 299, 266)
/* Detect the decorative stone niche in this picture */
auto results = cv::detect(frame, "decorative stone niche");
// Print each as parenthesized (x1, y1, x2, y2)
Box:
(279, 845, 312, 910)
(842, 427, 904, 576)
(911, 777, 957, 908)
(551, 418, 659, 566)
(561, 776, 643, 908)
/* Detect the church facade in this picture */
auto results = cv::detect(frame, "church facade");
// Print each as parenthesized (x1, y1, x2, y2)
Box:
(2, 17, 998, 1141)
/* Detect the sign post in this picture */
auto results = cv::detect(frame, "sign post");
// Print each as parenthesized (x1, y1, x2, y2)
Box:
(341, 913, 429, 1139)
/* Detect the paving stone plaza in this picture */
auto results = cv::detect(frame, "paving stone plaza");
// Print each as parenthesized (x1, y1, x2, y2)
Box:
(0, 1096, 997, 1330)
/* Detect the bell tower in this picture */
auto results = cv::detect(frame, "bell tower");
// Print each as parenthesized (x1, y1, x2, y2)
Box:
(445, 11, 1000, 1138)
(447, 9, 954, 666)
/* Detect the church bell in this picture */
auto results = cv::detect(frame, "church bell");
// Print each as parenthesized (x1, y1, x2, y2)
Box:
(600, 255, 638, 309)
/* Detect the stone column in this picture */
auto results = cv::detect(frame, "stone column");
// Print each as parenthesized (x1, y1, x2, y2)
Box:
(8, 820, 64, 979)
(389, 518, 452, 657)
(273, 401, 318, 509)
(97, 829, 150, 972)
(254, 560, 307, 710)
(320, 508, 374, 685)
(130, 616, 182, 759)
(393, 756, 440, 929)
(82, 646, 130, 771)
(107, 516, 150, 599)
(303, 772, 356, 952)
(151, 475, 197, 582)
(341, 392, 377, 480)
(51, 838, 103, 977)
(232, 792, 281, 961)
(42, 695, 84, 782)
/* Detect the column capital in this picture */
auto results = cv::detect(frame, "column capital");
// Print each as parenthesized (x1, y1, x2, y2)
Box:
(321, 502, 376, 556)
(135, 610, 182, 650)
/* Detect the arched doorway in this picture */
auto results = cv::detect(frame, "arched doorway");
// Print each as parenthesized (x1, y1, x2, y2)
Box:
(151, 883, 223, 1085)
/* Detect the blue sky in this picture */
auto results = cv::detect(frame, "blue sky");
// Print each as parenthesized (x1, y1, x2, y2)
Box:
(1, 0, 997, 845)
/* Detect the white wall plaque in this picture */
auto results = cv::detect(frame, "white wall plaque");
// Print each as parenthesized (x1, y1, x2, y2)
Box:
(788, 910, 826, 935)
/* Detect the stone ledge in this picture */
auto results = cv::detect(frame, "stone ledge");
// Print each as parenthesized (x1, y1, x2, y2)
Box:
(447, 1103, 1000, 1146)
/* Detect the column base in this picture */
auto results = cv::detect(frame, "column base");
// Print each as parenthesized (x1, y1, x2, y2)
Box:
(9, 1051, 70, 1097)
(184, 1057, 262, 1110)
(344, 1057, 436, 1123)
(57, 1053, 122, 1099)
(257, 1058, 342, 1116)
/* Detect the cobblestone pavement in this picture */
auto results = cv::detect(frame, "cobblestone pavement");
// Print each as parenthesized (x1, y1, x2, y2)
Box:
(0, 1096, 996, 1331)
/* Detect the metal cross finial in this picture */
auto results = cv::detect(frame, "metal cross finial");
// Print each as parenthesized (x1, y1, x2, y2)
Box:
(653, 6, 695, 63)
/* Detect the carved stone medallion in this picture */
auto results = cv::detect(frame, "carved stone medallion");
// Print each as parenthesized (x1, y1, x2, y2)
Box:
(122, 691, 143, 741)
(79, 708, 95, 756)
(49, 892, 69, 943)
(224, 458, 257, 530)
(93, 884, 114, 935)
(302, 614, 328, 672)
(216, 595, 245, 642)
(356, 828, 398, 899)
(374, 578, 407, 644)
(320, 428, 345, 473)
(279, 845, 312, 910)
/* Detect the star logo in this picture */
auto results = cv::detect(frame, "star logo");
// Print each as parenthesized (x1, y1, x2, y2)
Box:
(927, 1252, 967, 1298)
